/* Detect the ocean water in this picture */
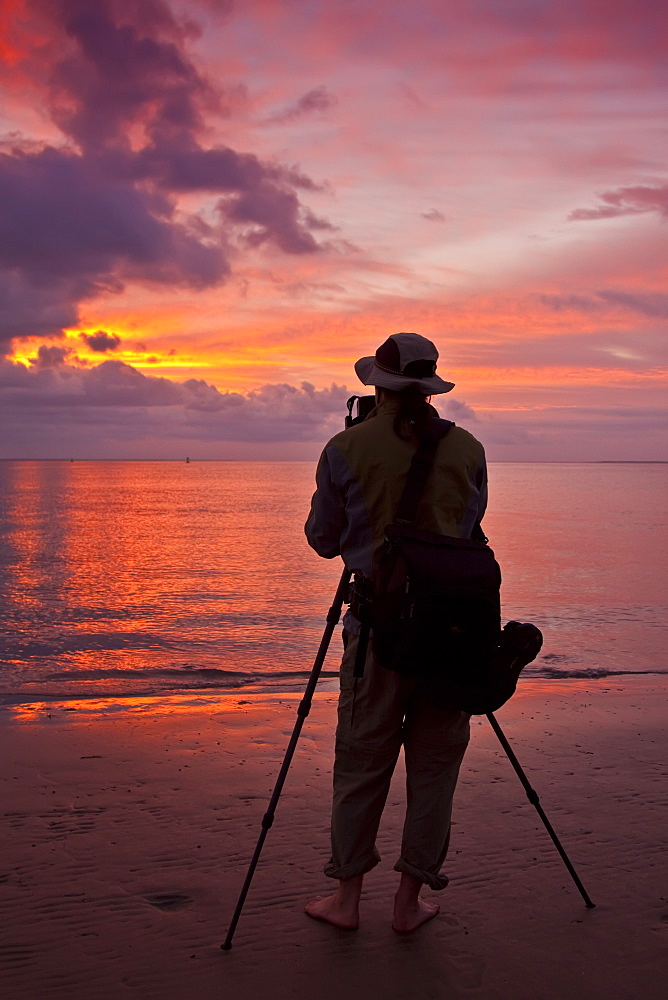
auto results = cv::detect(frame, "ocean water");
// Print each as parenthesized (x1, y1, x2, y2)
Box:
(0, 460, 665, 704)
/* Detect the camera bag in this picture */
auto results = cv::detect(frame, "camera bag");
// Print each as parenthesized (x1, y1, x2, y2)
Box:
(368, 418, 542, 713)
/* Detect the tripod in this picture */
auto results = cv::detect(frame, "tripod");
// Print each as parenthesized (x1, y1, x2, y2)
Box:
(222, 567, 351, 950)
(221, 570, 594, 950)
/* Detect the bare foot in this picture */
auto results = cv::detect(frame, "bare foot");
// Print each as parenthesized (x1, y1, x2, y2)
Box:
(392, 895, 440, 934)
(304, 892, 359, 930)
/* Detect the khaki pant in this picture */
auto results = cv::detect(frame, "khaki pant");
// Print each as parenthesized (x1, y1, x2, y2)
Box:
(325, 631, 470, 890)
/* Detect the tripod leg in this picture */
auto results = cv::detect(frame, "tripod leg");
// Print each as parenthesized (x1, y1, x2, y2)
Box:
(221, 567, 352, 950)
(486, 712, 596, 909)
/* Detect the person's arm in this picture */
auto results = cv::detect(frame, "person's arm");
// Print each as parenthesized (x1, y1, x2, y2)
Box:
(475, 453, 488, 524)
(305, 446, 347, 558)
(468, 451, 489, 541)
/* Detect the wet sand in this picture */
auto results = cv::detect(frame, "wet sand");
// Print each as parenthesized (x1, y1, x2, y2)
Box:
(1, 676, 665, 1000)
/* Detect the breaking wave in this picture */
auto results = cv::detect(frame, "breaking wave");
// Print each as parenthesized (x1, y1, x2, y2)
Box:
(1, 662, 666, 706)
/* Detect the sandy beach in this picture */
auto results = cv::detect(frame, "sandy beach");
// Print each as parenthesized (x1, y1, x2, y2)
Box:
(1, 675, 665, 1000)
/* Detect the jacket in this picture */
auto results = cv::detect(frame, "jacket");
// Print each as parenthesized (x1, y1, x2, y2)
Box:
(305, 398, 488, 627)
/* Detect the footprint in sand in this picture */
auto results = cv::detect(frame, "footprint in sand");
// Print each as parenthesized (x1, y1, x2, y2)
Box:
(144, 892, 193, 911)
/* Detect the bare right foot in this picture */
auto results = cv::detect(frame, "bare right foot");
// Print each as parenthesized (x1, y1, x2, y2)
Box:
(392, 895, 440, 934)
(304, 892, 360, 930)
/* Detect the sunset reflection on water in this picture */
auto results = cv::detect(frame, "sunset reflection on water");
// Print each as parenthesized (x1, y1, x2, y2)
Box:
(0, 460, 665, 705)
(0, 461, 341, 700)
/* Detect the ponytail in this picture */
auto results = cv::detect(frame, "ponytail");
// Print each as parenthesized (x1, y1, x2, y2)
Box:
(392, 388, 432, 441)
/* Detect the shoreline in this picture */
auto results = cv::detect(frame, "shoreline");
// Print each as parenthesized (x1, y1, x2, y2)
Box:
(1, 670, 665, 718)
(1, 675, 665, 999)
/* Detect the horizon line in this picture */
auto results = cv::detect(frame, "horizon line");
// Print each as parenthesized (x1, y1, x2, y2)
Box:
(0, 458, 666, 465)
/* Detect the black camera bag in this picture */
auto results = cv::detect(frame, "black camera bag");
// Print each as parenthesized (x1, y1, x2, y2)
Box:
(368, 419, 541, 714)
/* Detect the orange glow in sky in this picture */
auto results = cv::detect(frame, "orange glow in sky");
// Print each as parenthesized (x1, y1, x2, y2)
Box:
(0, 0, 666, 460)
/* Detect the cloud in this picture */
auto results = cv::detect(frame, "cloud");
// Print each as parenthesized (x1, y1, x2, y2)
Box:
(39, 0, 211, 149)
(223, 182, 324, 253)
(0, 356, 352, 445)
(539, 293, 602, 313)
(438, 397, 478, 423)
(568, 183, 668, 221)
(1, 352, 665, 461)
(422, 209, 446, 222)
(539, 289, 668, 319)
(0, 143, 229, 353)
(0, 148, 227, 290)
(596, 290, 668, 318)
(263, 86, 338, 125)
(474, 403, 668, 462)
(0, 0, 329, 354)
(0, 268, 80, 342)
(80, 330, 122, 352)
(30, 344, 71, 368)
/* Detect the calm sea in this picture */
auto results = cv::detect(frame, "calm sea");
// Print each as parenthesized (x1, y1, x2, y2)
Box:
(0, 461, 665, 704)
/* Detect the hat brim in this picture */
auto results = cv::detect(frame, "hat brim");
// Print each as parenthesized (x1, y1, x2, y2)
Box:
(354, 356, 454, 395)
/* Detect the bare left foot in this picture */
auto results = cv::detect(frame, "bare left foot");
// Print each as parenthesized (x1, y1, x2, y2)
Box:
(392, 896, 440, 934)
(304, 892, 359, 930)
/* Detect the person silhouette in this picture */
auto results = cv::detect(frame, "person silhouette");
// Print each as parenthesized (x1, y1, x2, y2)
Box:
(305, 332, 488, 932)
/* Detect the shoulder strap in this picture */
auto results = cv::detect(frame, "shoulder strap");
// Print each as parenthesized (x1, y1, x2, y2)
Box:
(395, 418, 453, 524)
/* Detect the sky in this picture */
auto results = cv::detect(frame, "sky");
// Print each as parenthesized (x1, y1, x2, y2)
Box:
(0, 0, 666, 461)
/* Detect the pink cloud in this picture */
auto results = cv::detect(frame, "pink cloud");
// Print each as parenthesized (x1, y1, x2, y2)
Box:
(1, 352, 664, 461)
(0, 355, 351, 440)
(539, 289, 668, 319)
(569, 184, 668, 221)
(262, 85, 338, 125)
(225, 0, 668, 91)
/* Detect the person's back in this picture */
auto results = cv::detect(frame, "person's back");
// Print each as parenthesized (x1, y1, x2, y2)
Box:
(304, 333, 488, 933)
(308, 395, 486, 574)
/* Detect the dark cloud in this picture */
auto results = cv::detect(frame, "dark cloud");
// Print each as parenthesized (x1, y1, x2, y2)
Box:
(1, 353, 664, 461)
(0, 143, 229, 353)
(263, 86, 338, 125)
(439, 397, 478, 423)
(539, 293, 601, 312)
(223, 182, 322, 253)
(0, 147, 227, 290)
(422, 209, 446, 222)
(474, 404, 668, 462)
(0, 357, 351, 443)
(0, 0, 329, 355)
(568, 183, 668, 221)
(596, 290, 668, 318)
(40, 0, 212, 149)
(0, 358, 180, 407)
(80, 330, 122, 352)
(2, 353, 664, 461)
(30, 345, 72, 368)
(539, 289, 668, 319)
(0, 270, 80, 341)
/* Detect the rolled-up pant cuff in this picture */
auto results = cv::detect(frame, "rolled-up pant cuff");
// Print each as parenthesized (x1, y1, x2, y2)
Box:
(393, 858, 450, 891)
(324, 849, 381, 881)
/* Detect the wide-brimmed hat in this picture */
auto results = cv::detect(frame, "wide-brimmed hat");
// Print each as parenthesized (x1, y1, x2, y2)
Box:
(354, 332, 454, 395)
